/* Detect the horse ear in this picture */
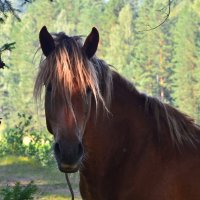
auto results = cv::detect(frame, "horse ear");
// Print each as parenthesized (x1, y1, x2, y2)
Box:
(39, 26, 55, 57)
(83, 27, 99, 59)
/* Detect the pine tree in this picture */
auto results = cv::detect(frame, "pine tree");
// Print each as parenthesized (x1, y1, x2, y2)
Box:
(0, 0, 19, 69)
(132, 0, 172, 101)
(105, 3, 134, 76)
(171, 1, 199, 120)
(0, 0, 56, 126)
(192, 0, 200, 16)
(0, 14, 15, 122)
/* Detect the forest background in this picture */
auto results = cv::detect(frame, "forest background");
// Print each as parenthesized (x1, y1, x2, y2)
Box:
(1, 0, 200, 127)
(0, 0, 200, 198)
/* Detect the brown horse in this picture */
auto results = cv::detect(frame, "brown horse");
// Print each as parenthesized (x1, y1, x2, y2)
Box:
(34, 26, 200, 200)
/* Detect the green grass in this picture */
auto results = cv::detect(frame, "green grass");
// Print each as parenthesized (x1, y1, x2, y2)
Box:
(0, 156, 81, 199)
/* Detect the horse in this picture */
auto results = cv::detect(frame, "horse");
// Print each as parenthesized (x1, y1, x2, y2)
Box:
(34, 26, 200, 200)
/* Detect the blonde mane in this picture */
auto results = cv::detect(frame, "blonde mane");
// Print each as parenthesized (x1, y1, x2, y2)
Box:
(34, 32, 112, 112)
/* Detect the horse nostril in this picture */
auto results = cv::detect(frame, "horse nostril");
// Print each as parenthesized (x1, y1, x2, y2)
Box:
(78, 143, 83, 157)
(54, 142, 60, 155)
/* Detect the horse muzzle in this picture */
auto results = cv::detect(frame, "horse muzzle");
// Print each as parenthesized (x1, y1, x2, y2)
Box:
(58, 162, 80, 173)
(54, 141, 83, 173)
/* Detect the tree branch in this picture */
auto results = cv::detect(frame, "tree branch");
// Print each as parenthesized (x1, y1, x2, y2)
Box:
(0, 0, 21, 23)
(139, 0, 173, 32)
(0, 42, 16, 68)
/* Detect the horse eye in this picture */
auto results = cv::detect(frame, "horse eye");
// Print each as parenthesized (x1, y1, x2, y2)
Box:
(46, 84, 52, 92)
(86, 87, 91, 94)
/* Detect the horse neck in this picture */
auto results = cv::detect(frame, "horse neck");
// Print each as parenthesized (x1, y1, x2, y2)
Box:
(108, 71, 152, 143)
(108, 72, 200, 155)
(86, 71, 155, 158)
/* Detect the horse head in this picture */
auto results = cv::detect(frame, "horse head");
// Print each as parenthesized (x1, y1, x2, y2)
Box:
(37, 26, 99, 173)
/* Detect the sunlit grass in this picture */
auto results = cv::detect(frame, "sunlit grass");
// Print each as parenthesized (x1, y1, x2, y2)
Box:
(0, 156, 35, 166)
(40, 196, 69, 200)
(0, 121, 6, 134)
(0, 155, 81, 199)
(0, 130, 5, 141)
(39, 195, 81, 200)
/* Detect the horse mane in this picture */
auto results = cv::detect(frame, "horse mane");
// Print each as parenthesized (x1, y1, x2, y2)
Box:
(34, 32, 112, 112)
(144, 94, 200, 150)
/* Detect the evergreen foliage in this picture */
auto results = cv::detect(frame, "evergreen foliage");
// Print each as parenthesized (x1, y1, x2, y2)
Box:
(171, 1, 199, 120)
(0, 0, 20, 23)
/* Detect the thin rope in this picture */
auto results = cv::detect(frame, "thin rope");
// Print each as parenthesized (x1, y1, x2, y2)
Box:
(65, 173, 74, 200)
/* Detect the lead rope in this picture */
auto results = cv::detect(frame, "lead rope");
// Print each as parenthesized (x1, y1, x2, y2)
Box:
(65, 173, 74, 200)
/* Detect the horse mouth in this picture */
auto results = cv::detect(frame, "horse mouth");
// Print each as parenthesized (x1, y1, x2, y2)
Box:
(58, 163, 79, 173)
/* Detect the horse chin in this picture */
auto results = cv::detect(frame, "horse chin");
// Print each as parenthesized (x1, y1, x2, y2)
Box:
(58, 163, 79, 173)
